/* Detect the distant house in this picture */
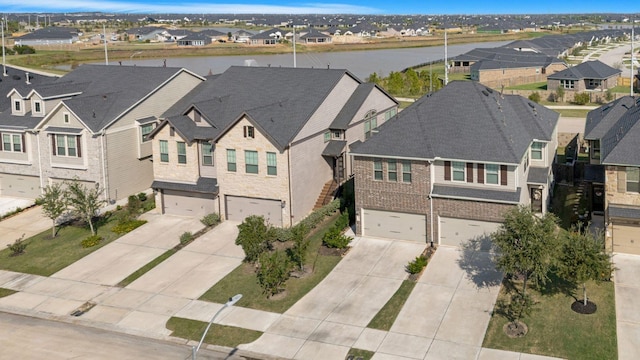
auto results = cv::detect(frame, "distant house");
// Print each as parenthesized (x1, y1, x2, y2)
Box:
(176, 32, 213, 46)
(547, 60, 621, 92)
(300, 28, 332, 44)
(250, 28, 285, 45)
(231, 30, 253, 43)
(125, 26, 165, 41)
(14, 27, 79, 46)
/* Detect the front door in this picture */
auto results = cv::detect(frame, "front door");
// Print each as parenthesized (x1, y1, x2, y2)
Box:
(592, 184, 604, 213)
(531, 187, 543, 213)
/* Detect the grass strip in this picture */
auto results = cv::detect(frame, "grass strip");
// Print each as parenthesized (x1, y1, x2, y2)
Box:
(0, 288, 17, 298)
(367, 280, 417, 331)
(166, 317, 262, 348)
(346, 348, 375, 360)
(116, 249, 176, 287)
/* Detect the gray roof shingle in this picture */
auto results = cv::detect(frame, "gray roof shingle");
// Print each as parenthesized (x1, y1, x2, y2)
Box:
(431, 184, 522, 204)
(330, 83, 377, 130)
(547, 60, 621, 81)
(609, 204, 640, 220)
(151, 177, 218, 194)
(527, 166, 550, 185)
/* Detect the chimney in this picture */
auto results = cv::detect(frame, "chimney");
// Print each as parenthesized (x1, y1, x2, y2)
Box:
(25, 72, 30, 84)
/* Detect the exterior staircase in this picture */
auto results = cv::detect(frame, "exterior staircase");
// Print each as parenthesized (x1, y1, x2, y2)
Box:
(313, 180, 338, 210)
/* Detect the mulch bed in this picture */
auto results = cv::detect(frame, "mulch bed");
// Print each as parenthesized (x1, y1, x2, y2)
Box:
(504, 320, 528, 338)
(571, 300, 597, 314)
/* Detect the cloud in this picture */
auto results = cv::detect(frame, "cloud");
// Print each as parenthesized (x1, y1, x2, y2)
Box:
(1, 0, 381, 14)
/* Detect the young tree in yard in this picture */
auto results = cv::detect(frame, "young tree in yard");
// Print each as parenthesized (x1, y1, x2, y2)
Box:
(257, 250, 291, 297)
(235, 215, 275, 263)
(555, 86, 565, 103)
(39, 183, 67, 238)
(559, 227, 611, 307)
(65, 180, 106, 236)
(491, 206, 559, 298)
(288, 224, 310, 271)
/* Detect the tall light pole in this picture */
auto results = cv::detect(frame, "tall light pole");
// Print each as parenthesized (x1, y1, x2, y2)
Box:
(631, 22, 634, 96)
(1, 18, 6, 77)
(192, 294, 242, 360)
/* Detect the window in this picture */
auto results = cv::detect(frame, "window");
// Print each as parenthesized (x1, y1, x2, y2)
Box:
(159, 140, 169, 162)
(486, 164, 499, 184)
(63, 113, 70, 123)
(140, 123, 154, 142)
(591, 140, 600, 160)
(523, 152, 529, 171)
(385, 108, 397, 121)
(177, 142, 187, 164)
(627, 167, 640, 193)
(243, 125, 255, 138)
(227, 149, 236, 172)
(1, 133, 23, 152)
(324, 131, 331, 143)
(452, 161, 465, 181)
(13, 100, 20, 112)
(388, 160, 397, 181)
(373, 159, 383, 180)
(561, 79, 575, 89)
(267, 152, 277, 175)
(531, 142, 544, 160)
(332, 130, 342, 139)
(402, 161, 411, 183)
(34, 101, 42, 113)
(245, 150, 258, 174)
(194, 110, 202, 123)
(364, 110, 378, 139)
(202, 143, 213, 166)
(53, 134, 80, 157)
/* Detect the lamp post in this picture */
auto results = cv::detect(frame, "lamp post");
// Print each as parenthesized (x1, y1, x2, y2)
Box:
(192, 294, 242, 360)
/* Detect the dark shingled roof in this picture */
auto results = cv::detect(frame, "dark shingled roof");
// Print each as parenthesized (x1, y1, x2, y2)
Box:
(454, 47, 565, 71)
(547, 60, 621, 81)
(322, 140, 347, 157)
(609, 204, 640, 220)
(527, 166, 550, 185)
(151, 177, 218, 194)
(330, 83, 376, 130)
(351, 81, 558, 164)
(15, 27, 78, 40)
(584, 96, 636, 140)
(43, 126, 83, 134)
(431, 184, 522, 204)
(153, 116, 218, 143)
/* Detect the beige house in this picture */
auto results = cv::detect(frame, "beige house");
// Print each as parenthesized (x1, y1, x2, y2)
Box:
(351, 81, 559, 246)
(0, 65, 204, 202)
(547, 60, 621, 93)
(148, 66, 398, 226)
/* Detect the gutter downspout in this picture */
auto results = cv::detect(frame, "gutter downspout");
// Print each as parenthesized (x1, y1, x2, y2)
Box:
(100, 130, 109, 203)
(35, 130, 44, 194)
(287, 143, 293, 228)
(429, 160, 435, 247)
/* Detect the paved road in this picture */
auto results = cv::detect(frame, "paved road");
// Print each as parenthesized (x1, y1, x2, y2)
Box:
(591, 42, 635, 79)
(0, 312, 236, 360)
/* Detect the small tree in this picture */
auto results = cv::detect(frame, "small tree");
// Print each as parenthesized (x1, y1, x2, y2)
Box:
(492, 206, 559, 298)
(559, 227, 611, 307)
(39, 183, 68, 238)
(257, 250, 291, 297)
(528, 92, 541, 103)
(573, 92, 590, 105)
(555, 86, 565, 103)
(235, 215, 275, 263)
(65, 180, 106, 236)
(605, 89, 614, 102)
(288, 224, 310, 271)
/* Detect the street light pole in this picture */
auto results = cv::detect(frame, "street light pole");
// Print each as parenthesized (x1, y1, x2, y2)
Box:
(192, 294, 242, 360)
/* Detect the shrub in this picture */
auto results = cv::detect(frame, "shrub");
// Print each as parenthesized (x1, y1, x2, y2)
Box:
(257, 250, 291, 297)
(406, 256, 428, 274)
(142, 197, 156, 212)
(200, 213, 221, 227)
(81, 235, 102, 248)
(179, 231, 194, 245)
(288, 224, 310, 270)
(605, 89, 614, 102)
(7, 234, 27, 256)
(112, 219, 147, 235)
(297, 199, 340, 231)
(573, 92, 590, 105)
(127, 195, 142, 217)
(323, 227, 352, 249)
(235, 215, 275, 263)
(137, 192, 147, 202)
(273, 227, 293, 242)
(528, 92, 541, 103)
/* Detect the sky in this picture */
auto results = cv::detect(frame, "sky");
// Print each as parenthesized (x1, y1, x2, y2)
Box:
(1, 0, 639, 15)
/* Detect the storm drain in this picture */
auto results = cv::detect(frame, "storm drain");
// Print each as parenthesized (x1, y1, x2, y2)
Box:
(70, 301, 96, 317)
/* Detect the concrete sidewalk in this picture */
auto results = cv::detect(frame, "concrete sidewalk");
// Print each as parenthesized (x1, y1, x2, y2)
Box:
(613, 253, 640, 360)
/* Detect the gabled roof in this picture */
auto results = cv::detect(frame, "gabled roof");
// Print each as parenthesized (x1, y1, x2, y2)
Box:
(547, 60, 621, 81)
(330, 83, 379, 130)
(15, 27, 78, 40)
(584, 96, 636, 140)
(459, 47, 565, 71)
(251, 28, 284, 40)
(590, 97, 640, 166)
(351, 81, 559, 164)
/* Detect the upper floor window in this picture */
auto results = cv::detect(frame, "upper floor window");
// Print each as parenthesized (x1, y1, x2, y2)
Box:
(364, 110, 378, 139)
(332, 130, 342, 140)
(245, 150, 258, 174)
(194, 110, 202, 123)
(531, 142, 544, 160)
(388, 160, 397, 181)
(627, 167, 640, 193)
(227, 149, 236, 172)
(486, 164, 499, 184)
(402, 161, 411, 183)
(53, 134, 80, 157)
(243, 125, 255, 139)
(267, 152, 277, 176)
(140, 123, 155, 142)
(324, 131, 331, 143)
(1, 133, 24, 152)
(13, 100, 21, 112)
(591, 140, 600, 160)
(63, 113, 70, 123)
(452, 161, 465, 181)
(34, 101, 42, 114)
(177, 142, 187, 164)
(202, 143, 213, 166)
(373, 159, 383, 180)
(385, 108, 397, 121)
(159, 140, 169, 162)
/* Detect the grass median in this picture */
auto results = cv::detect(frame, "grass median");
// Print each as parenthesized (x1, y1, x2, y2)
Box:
(166, 317, 262, 348)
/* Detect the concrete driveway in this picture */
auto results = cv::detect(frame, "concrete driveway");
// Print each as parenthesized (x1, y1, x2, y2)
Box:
(0, 205, 51, 248)
(613, 253, 640, 360)
(240, 237, 426, 359)
(0, 196, 35, 218)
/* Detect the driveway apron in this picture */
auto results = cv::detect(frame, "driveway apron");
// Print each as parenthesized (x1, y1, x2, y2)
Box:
(613, 253, 640, 360)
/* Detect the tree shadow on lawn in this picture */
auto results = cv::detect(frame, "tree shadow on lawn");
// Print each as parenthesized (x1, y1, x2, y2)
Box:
(457, 234, 503, 290)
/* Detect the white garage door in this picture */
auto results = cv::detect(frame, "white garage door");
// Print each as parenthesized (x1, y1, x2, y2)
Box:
(363, 209, 427, 242)
(439, 217, 501, 248)
(612, 223, 640, 255)
(163, 190, 217, 217)
(0, 173, 40, 199)
(226, 195, 282, 226)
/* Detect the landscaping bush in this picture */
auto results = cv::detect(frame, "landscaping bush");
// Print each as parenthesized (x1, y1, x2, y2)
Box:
(406, 255, 428, 274)
(112, 219, 147, 235)
(288, 224, 310, 271)
(296, 199, 340, 231)
(127, 194, 142, 217)
(322, 210, 352, 249)
(137, 192, 147, 202)
(528, 92, 541, 103)
(142, 197, 156, 212)
(180, 232, 194, 245)
(200, 213, 221, 227)
(573, 92, 590, 105)
(256, 250, 291, 297)
(273, 227, 293, 242)
(81, 235, 102, 248)
(236, 216, 275, 263)
(7, 235, 27, 256)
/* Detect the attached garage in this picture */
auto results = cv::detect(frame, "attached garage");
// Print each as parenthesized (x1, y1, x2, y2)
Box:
(162, 190, 217, 217)
(611, 222, 640, 255)
(226, 195, 282, 226)
(0, 173, 41, 198)
(439, 217, 501, 247)
(362, 209, 427, 242)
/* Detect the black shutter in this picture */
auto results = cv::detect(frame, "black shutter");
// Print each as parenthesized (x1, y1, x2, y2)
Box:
(76, 136, 82, 157)
(466, 163, 473, 183)
(444, 161, 451, 181)
(21, 133, 26, 153)
(51, 135, 56, 155)
(477, 164, 484, 184)
(500, 165, 508, 185)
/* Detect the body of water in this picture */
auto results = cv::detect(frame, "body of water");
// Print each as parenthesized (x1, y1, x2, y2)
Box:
(78, 40, 512, 80)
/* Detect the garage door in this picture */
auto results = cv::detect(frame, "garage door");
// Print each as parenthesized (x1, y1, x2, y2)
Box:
(226, 195, 282, 226)
(362, 209, 427, 242)
(163, 190, 217, 217)
(439, 217, 501, 247)
(612, 223, 640, 255)
(0, 173, 40, 198)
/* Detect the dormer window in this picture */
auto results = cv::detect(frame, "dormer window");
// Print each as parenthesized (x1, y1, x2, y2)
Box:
(194, 110, 202, 123)
(243, 125, 255, 139)
(63, 113, 70, 123)
(13, 100, 21, 112)
(332, 130, 342, 140)
(34, 101, 42, 114)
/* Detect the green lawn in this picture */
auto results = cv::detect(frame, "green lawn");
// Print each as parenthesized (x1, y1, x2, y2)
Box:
(483, 278, 617, 360)
(0, 288, 16, 298)
(199, 215, 343, 313)
(507, 82, 547, 91)
(610, 85, 634, 93)
(556, 109, 591, 118)
(346, 348, 375, 360)
(551, 184, 585, 230)
(166, 317, 262, 348)
(367, 280, 416, 331)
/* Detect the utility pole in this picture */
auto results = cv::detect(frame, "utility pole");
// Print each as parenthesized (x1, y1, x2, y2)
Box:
(293, 26, 296, 68)
(103, 24, 109, 65)
(1, 17, 6, 77)
(631, 22, 635, 96)
(444, 28, 448, 86)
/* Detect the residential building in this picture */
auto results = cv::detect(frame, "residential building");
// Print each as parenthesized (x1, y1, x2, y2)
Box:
(547, 60, 621, 93)
(350, 81, 559, 246)
(584, 96, 640, 255)
(14, 27, 79, 46)
(148, 66, 397, 226)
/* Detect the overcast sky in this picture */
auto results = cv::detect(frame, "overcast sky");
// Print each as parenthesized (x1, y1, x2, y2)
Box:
(1, 0, 639, 15)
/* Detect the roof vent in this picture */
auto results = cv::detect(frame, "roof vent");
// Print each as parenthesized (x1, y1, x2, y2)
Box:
(482, 90, 489, 96)
(528, 102, 535, 109)
(486, 87, 493, 93)
(25, 72, 30, 84)
(12, 75, 20, 80)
